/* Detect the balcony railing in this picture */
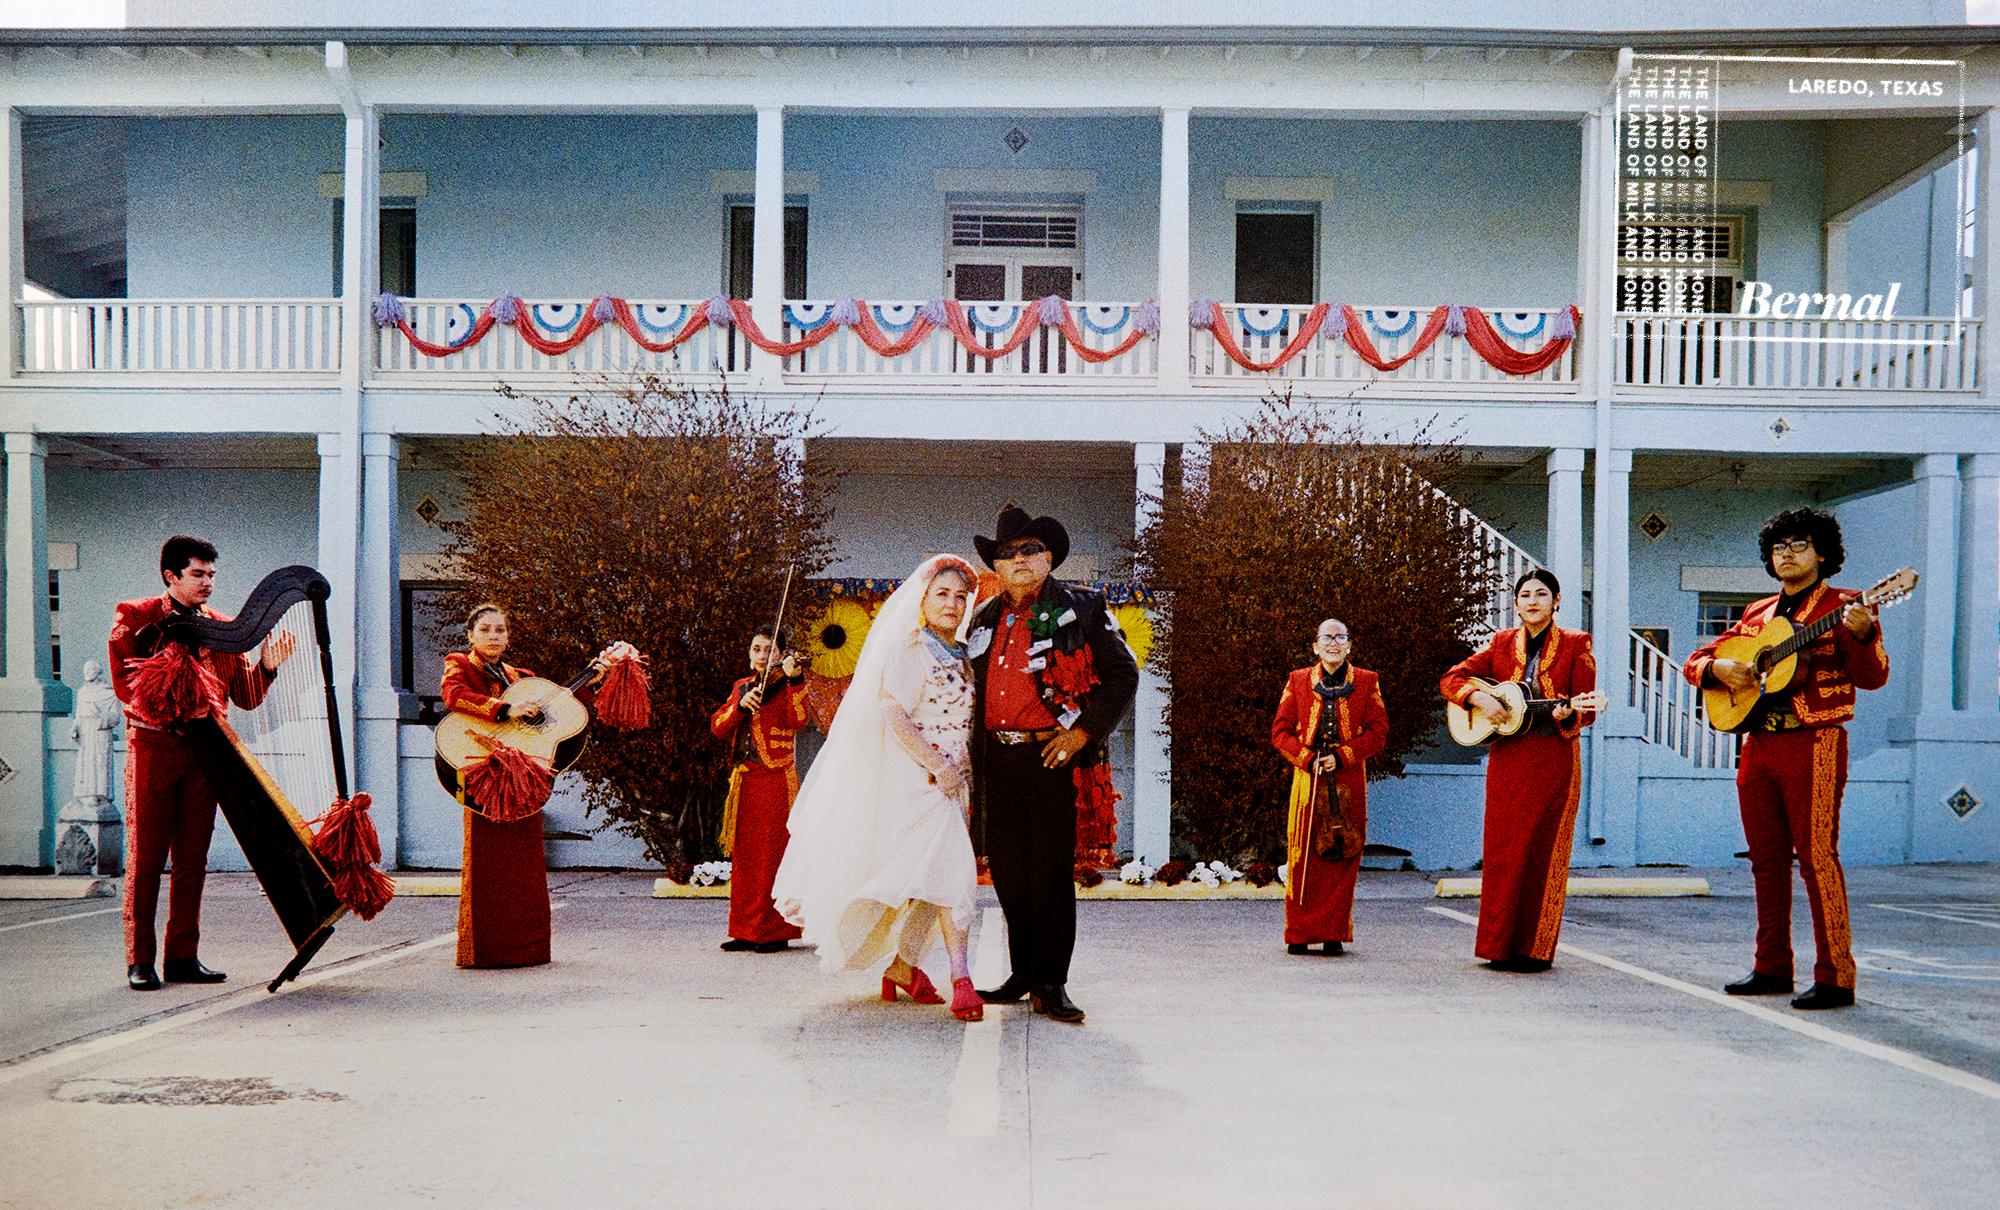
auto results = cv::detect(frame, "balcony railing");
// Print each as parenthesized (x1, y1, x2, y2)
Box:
(377, 299, 745, 374)
(1629, 631, 1740, 771)
(1192, 305, 1579, 386)
(1614, 312, 1980, 392)
(19, 299, 342, 373)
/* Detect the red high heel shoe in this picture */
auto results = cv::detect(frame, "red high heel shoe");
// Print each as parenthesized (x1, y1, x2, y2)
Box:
(881, 966, 945, 1004)
(950, 977, 984, 1022)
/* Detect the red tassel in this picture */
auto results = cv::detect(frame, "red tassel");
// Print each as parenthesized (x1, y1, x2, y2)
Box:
(464, 743, 554, 822)
(594, 655, 652, 729)
(1072, 764, 1120, 851)
(124, 643, 219, 723)
(310, 793, 395, 921)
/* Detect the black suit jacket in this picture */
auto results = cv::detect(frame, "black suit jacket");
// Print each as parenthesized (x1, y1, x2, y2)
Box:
(966, 579, 1140, 850)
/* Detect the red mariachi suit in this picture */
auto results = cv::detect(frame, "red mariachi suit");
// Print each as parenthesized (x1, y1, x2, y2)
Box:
(711, 674, 810, 944)
(1271, 664, 1389, 945)
(1684, 582, 1889, 990)
(1440, 626, 1597, 964)
(439, 652, 592, 968)
(108, 594, 276, 966)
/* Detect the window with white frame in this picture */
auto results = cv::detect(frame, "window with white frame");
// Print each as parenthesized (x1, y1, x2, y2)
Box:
(1617, 215, 1745, 314)
(945, 205, 1083, 301)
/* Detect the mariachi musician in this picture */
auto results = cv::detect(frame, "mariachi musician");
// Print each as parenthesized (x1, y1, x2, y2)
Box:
(1439, 569, 1598, 974)
(438, 603, 606, 969)
(711, 624, 810, 953)
(108, 535, 296, 991)
(1270, 617, 1390, 956)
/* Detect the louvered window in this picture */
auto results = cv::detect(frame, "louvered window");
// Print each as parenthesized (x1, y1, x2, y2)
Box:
(951, 212, 1079, 249)
(1617, 215, 1744, 314)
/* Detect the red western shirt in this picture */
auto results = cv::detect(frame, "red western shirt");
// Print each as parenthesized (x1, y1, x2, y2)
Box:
(984, 592, 1059, 731)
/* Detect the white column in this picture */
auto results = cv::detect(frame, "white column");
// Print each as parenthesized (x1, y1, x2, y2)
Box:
(317, 433, 360, 777)
(357, 434, 401, 861)
(1960, 455, 2000, 715)
(1132, 442, 1171, 865)
(1824, 220, 1849, 296)
(1580, 104, 1619, 397)
(752, 105, 785, 386)
(1585, 446, 1637, 862)
(1914, 453, 1963, 717)
(0, 433, 65, 866)
(1, 109, 20, 381)
(328, 44, 378, 391)
(1546, 449, 1586, 630)
(1976, 111, 1997, 397)
(1158, 107, 1191, 390)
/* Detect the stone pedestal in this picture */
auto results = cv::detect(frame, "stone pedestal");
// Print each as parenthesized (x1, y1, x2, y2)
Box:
(54, 796, 122, 876)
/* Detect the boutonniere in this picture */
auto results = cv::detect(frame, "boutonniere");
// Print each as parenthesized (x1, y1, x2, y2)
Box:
(1027, 603, 1065, 639)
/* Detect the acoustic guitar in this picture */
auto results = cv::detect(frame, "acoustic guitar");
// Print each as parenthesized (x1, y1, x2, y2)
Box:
(433, 642, 634, 788)
(1699, 568, 1917, 733)
(1447, 677, 1609, 746)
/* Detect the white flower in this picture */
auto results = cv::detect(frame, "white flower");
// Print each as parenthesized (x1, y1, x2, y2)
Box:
(1119, 859, 1155, 886)
(691, 860, 732, 886)
(1191, 863, 1221, 888)
(1209, 860, 1243, 884)
(1277, 862, 1289, 886)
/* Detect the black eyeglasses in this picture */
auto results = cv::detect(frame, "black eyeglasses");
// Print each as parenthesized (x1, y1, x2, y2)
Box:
(996, 540, 1048, 560)
(1773, 538, 1814, 555)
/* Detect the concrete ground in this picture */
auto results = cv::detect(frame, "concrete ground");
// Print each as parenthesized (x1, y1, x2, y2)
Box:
(2, 864, 1997, 1210)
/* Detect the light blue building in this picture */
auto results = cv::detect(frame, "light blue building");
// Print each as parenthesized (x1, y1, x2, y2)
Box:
(2, 2, 1995, 874)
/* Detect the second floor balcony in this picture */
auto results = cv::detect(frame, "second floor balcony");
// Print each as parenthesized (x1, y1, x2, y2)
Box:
(16, 293, 1980, 397)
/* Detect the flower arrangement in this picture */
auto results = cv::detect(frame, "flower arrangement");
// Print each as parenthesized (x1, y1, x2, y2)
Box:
(1243, 862, 1279, 887)
(691, 860, 732, 886)
(1153, 860, 1193, 887)
(1073, 862, 1105, 888)
(1190, 861, 1242, 888)
(1119, 859, 1155, 886)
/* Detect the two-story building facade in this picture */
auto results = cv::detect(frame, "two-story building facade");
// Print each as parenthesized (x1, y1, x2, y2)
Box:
(3, 2, 1996, 874)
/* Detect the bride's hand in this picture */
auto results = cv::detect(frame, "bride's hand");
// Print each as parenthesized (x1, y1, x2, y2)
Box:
(932, 763, 967, 798)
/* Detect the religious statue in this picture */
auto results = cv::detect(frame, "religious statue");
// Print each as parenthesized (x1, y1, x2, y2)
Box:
(55, 660, 124, 877)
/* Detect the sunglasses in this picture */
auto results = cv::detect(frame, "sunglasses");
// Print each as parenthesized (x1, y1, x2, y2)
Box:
(996, 540, 1048, 560)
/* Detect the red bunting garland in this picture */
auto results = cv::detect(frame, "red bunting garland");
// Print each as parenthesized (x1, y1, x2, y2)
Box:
(378, 292, 1574, 378)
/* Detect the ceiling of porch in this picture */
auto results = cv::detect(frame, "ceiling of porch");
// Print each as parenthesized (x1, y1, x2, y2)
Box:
(1444, 448, 1913, 502)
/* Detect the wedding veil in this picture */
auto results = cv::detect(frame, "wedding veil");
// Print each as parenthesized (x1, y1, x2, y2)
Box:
(773, 553, 978, 971)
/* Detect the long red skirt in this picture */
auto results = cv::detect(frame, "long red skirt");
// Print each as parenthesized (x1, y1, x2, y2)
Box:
(728, 765, 804, 945)
(458, 809, 550, 968)
(1475, 733, 1580, 963)
(1285, 768, 1367, 945)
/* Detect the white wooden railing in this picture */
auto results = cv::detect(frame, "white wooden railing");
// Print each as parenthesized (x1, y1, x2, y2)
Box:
(1629, 631, 1741, 770)
(1193, 305, 1579, 385)
(1614, 312, 1980, 391)
(780, 301, 1157, 378)
(18, 299, 341, 372)
(375, 299, 746, 374)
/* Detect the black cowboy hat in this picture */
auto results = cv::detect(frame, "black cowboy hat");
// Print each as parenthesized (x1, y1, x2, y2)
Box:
(975, 506, 1070, 571)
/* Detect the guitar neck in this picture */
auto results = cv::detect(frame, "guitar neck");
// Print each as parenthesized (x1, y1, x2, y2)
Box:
(1768, 604, 1846, 663)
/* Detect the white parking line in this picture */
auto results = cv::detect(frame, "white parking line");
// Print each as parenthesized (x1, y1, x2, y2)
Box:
(0, 930, 458, 1089)
(1425, 905, 2000, 1103)
(0, 907, 121, 934)
(946, 907, 1006, 1137)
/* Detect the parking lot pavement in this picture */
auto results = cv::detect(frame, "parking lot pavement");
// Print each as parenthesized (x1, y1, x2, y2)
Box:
(2, 865, 1997, 1209)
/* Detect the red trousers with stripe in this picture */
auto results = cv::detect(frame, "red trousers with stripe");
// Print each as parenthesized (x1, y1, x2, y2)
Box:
(728, 765, 803, 945)
(1737, 726, 1855, 989)
(122, 730, 221, 965)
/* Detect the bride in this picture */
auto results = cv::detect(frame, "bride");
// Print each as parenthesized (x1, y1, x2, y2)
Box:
(772, 554, 985, 1022)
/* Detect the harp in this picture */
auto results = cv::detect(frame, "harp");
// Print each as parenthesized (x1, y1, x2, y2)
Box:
(157, 566, 354, 992)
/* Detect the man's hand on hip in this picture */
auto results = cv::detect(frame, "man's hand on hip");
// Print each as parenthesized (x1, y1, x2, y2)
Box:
(1041, 727, 1089, 769)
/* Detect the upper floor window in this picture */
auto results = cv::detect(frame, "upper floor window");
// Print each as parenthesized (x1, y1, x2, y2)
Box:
(1235, 208, 1317, 305)
(727, 204, 808, 300)
(1618, 215, 1744, 314)
(332, 203, 416, 297)
(946, 206, 1082, 301)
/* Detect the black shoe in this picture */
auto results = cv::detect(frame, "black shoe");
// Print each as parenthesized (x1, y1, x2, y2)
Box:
(1724, 971, 1794, 996)
(977, 974, 1032, 1003)
(128, 963, 161, 991)
(1324, 941, 1345, 956)
(162, 958, 226, 984)
(719, 938, 758, 952)
(752, 940, 791, 954)
(1287, 943, 1310, 955)
(1486, 956, 1552, 973)
(1029, 984, 1085, 1024)
(1790, 983, 1855, 1010)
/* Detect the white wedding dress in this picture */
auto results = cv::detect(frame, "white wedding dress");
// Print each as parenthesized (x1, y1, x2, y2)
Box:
(772, 556, 979, 973)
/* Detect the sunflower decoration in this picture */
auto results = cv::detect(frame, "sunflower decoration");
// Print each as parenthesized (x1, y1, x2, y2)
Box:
(806, 598, 874, 679)
(1111, 602, 1155, 667)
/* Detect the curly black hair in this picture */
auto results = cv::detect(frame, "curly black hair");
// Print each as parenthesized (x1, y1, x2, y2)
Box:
(1758, 507, 1845, 579)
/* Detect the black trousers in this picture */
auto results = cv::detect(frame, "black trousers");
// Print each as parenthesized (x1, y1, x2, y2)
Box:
(984, 742, 1080, 986)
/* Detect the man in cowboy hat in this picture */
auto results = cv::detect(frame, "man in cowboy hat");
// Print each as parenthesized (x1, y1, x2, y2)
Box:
(968, 506, 1139, 1024)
